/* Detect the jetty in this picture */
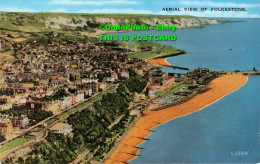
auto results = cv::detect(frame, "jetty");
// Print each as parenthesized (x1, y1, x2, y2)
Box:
(160, 64, 189, 70)
(231, 70, 260, 75)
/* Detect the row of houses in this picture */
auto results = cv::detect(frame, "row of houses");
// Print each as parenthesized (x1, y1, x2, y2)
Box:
(104, 71, 129, 82)
(23, 91, 85, 111)
(1, 77, 108, 110)
(7, 82, 35, 89)
(58, 92, 84, 110)
(0, 114, 29, 128)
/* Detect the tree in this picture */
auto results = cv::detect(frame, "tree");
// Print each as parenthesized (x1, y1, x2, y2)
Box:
(25, 156, 33, 164)
(73, 134, 84, 146)
(0, 135, 5, 142)
(17, 157, 24, 164)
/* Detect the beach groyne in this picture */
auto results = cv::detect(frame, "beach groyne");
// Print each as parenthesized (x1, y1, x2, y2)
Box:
(105, 74, 248, 164)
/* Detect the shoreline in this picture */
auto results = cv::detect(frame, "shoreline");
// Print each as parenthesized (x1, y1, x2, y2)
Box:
(105, 74, 248, 164)
(87, 30, 187, 64)
(147, 58, 170, 66)
(146, 50, 186, 66)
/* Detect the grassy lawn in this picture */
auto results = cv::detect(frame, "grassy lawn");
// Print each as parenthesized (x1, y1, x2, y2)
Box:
(56, 86, 115, 119)
(0, 147, 9, 153)
(46, 118, 57, 125)
(161, 84, 190, 97)
(4, 138, 28, 147)
(128, 51, 158, 60)
(0, 136, 33, 154)
(119, 41, 180, 60)
(155, 91, 163, 95)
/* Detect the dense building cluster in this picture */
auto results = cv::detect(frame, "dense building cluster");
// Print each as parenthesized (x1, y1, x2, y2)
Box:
(0, 34, 161, 140)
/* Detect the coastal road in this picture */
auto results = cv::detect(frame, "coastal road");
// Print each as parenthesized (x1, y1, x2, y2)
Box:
(0, 84, 117, 146)
(0, 84, 118, 162)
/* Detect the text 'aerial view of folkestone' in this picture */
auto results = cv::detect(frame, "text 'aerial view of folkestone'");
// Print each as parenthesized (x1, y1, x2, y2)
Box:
(0, 2, 260, 164)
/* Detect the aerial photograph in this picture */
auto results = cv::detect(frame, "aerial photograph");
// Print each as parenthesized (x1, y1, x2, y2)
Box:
(0, 0, 259, 163)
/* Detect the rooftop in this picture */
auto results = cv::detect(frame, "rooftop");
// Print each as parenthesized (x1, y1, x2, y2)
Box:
(50, 122, 66, 130)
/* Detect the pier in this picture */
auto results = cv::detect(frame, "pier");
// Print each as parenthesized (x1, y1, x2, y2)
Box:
(161, 64, 189, 70)
(231, 70, 260, 75)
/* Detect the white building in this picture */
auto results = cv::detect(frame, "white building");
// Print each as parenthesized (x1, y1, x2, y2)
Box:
(76, 92, 84, 103)
(119, 72, 129, 78)
(50, 123, 73, 136)
(85, 89, 93, 96)
(19, 98, 27, 105)
(58, 96, 72, 110)
(105, 77, 115, 82)
(82, 79, 98, 84)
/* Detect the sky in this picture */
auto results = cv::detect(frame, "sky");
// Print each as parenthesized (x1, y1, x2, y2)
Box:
(0, 0, 259, 18)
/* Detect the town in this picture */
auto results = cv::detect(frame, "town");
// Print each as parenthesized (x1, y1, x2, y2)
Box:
(0, 28, 226, 163)
(0, 9, 258, 164)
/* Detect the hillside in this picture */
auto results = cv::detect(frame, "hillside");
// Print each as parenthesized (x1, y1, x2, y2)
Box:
(118, 41, 183, 60)
(0, 12, 218, 33)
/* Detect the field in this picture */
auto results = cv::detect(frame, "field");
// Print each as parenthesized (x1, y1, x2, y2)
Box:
(160, 84, 190, 97)
(119, 41, 181, 60)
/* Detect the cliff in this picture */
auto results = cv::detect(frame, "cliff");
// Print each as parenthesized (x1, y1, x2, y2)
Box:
(46, 16, 217, 29)
(0, 13, 217, 32)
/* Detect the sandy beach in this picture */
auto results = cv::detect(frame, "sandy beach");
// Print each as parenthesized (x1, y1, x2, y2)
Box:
(147, 58, 170, 66)
(105, 74, 248, 164)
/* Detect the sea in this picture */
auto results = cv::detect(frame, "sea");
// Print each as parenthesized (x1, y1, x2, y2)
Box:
(111, 18, 260, 163)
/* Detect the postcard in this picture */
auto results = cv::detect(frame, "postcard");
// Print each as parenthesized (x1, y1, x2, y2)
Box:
(0, 0, 259, 163)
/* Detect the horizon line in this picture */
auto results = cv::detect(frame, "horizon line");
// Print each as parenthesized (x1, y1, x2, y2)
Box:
(0, 11, 259, 18)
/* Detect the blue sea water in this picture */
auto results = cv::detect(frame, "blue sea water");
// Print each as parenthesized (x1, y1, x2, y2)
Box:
(160, 18, 260, 73)
(113, 18, 260, 74)
(110, 19, 260, 163)
(131, 75, 260, 163)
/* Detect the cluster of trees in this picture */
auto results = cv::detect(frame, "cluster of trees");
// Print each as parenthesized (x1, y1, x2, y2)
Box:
(69, 74, 77, 82)
(94, 84, 131, 124)
(97, 72, 111, 82)
(17, 70, 147, 163)
(93, 114, 136, 160)
(0, 135, 5, 142)
(22, 133, 77, 164)
(91, 56, 105, 68)
(68, 88, 77, 94)
(67, 82, 132, 148)
(0, 108, 52, 126)
(67, 72, 145, 159)
(16, 156, 42, 164)
(111, 114, 136, 136)
(68, 110, 111, 147)
(122, 69, 147, 93)
(0, 88, 21, 96)
(39, 89, 68, 102)
(20, 110, 106, 164)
